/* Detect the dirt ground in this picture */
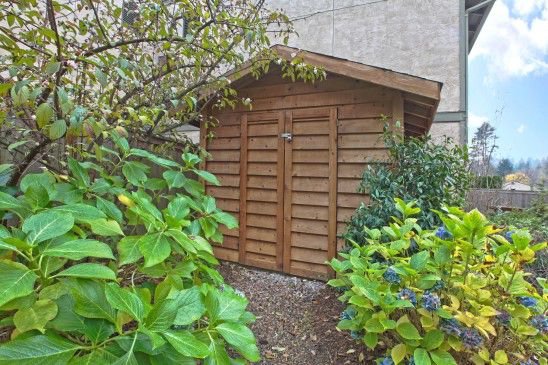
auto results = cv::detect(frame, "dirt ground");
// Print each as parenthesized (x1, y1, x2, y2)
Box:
(218, 261, 372, 365)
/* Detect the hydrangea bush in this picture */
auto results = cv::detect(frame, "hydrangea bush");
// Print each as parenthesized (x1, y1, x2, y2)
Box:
(0, 131, 259, 364)
(329, 199, 547, 365)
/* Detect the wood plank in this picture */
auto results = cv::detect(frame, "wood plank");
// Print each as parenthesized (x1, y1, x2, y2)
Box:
(337, 193, 368, 208)
(248, 136, 278, 150)
(338, 118, 386, 134)
(210, 150, 240, 162)
(292, 177, 329, 192)
(216, 198, 239, 213)
(283, 110, 293, 274)
(338, 149, 389, 163)
(208, 137, 240, 150)
(219, 225, 239, 237)
(206, 162, 240, 175)
(291, 232, 329, 251)
(292, 191, 329, 206)
(247, 188, 277, 203)
(247, 227, 277, 243)
(292, 163, 329, 177)
(292, 135, 329, 150)
(291, 247, 327, 265)
(247, 213, 277, 229)
(208, 186, 239, 200)
(291, 260, 329, 275)
(214, 247, 239, 262)
(246, 111, 280, 123)
(293, 120, 330, 135)
(244, 253, 278, 271)
(247, 201, 277, 215)
(239, 114, 248, 264)
(217, 175, 240, 187)
(292, 218, 328, 235)
(337, 178, 361, 194)
(276, 111, 285, 271)
(338, 163, 367, 179)
(327, 107, 338, 278)
(247, 176, 277, 189)
(246, 240, 277, 256)
(248, 123, 278, 137)
(337, 207, 357, 222)
(289, 266, 328, 281)
(292, 150, 329, 163)
(220, 236, 239, 250)
(213, 125, 240, 138)
(338, 134, 384, 149)
(247, 162, 277, 176)
(247, 150, 277, 163)
(292, 204, 329, 221)
(338, 102, 391, 119)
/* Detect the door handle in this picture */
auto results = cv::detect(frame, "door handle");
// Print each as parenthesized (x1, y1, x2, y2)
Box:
(280, 132, 292, 142)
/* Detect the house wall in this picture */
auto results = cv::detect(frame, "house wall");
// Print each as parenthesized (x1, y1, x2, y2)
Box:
(204, 69, 401, 279)
(265, 0, 465, 143)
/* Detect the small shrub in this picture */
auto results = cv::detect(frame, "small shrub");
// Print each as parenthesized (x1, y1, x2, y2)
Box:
(347, 126, 470, 245)
(0, 132, 259, 364)
(471, 176, 504, 189)
(329, 199, 547, 365)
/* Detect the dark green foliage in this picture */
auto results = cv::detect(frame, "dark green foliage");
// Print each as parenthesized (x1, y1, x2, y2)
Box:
(471, 175, 504, 189)
(346, 126, 470, 244)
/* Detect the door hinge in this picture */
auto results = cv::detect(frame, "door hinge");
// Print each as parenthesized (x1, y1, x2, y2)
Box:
(280, 132, 292, 142)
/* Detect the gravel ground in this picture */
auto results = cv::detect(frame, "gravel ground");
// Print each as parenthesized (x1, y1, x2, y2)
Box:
(218, 261, 372, 365)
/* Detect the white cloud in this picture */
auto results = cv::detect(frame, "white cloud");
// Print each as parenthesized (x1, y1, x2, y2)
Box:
(469, 112, 489, 128)
(470, 0, 548, 79)
(517, 124, 526, 133)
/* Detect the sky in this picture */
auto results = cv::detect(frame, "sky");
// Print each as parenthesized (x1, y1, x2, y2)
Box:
(468, 0, 548, 162)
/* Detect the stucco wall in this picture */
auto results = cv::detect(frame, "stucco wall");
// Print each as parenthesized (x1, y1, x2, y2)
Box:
(266, 0, 462, 114)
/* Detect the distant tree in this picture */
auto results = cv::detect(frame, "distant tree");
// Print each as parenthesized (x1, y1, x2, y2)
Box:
(469, 122, 498, 176)
(506, 172, 531, 185)
(497, 158, 514, 176)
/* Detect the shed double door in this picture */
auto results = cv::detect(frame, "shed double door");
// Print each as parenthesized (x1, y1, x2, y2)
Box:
(239, 107, 338, 280)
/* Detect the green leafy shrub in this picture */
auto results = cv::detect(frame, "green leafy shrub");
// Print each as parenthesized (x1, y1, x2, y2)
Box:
(471, 176, 504, 189)
(0, 132, 259, 364)
(346, 127, 470, 244)
(329, 199, 547, 365)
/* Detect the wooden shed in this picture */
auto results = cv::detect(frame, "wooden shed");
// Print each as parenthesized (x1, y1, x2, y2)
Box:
(200, 45, 442, 280)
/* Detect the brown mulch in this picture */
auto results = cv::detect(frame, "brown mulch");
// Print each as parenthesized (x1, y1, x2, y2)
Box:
(218, 261, 372, 365)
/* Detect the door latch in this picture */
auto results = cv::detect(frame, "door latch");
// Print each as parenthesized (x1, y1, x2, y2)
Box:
(280, 132, 292, 142)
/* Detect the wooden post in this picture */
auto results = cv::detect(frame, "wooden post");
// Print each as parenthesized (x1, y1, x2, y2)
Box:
(276, 111, 286, 271)
(238, 114, 248, 264)
(282, 110, 293, 274)
(327, 107, 338, 278)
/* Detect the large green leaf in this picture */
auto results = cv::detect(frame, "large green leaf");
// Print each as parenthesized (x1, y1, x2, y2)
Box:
(413, 348, 431, 365)
(22, 211, 74, 245)
(421, 329, 444, 351)
(216, 323, 260, 362)
(396, 322, 422, 340)
(163, 171, 186, 189)
(82, 319, 115, 344)
(118, 236, 143, 266)
(0, 192, 21, 212)
(170, 287, 206, 326)
(163, 330, 209, 358)
(52, 204, 107, 223)
(212, 211, 238, 230)
(105, 283, 144, 322)
(36, 102, 54, 128)
(204, 339, 231, 365)
(144, 298, 178, 331)
(0, 335, 80, 365)
(206, 289, 247, 323)
(56, 263, 116, 281)
(129, 149, 180, 168)
(68, 280, 117, 323)
(194, 170, 220, 186)
(13, 299, 58, 333)
(430, 350, 457, 365)
(138, 232, 171, 267)
(96, 196, 124, 223)
(89, 219, 124, 236)
(43, 239, 114, 260)
(0, 260, 38, 307)
(122, 161, 148, 186)
(67, 158, 90, 187)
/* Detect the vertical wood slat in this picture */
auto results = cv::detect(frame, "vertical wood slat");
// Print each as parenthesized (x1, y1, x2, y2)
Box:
(276, 111, 285, 271)
(239, 114, 248, 264)
(282, 110, 293, 273)
(327, 107, 338, 278)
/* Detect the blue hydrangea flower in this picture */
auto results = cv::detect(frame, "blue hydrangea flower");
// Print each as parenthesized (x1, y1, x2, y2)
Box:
(520, 359, 539, 365)
(408, 238, 419, 254)
(530, 315, 548, 334)
(397, 288, 417, 306)
(460, 328, 483, 349)
(379, 357, 394, 365)
(340, 307, 357, 320)
(383, 267, 401, 284)
(495, 311, 511, 327)
(505, 230, 515, 243)
(518, 296, 538, 308)
(350, 330, 363, 340)
(422, 292, 441, 311)
(440, 318, 463, 336)
(430, 280, 445, 292)
(408, 356, 415, 365)
(435, 226, 452, 240)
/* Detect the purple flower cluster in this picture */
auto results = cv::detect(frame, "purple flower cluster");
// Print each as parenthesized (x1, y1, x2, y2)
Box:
(383, 267, 401, 284)
(435, 226, 452, 240)
(518, 296, 538, 308)
(379, 357, 394, 365)
(397, 288, 417, 306)
(421, 292, 441, 311)
(505, 230, 515, 243)
(439, 318, 463, 336)
(530, 315, 548, 334)
(460, 328, 483, 349)
(430, 280, 445, 292)
(495, 311, 511, 327)
(520, 359, 539, 365)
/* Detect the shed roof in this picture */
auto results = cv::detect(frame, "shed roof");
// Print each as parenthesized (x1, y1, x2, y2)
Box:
(227, 45, 443, 136)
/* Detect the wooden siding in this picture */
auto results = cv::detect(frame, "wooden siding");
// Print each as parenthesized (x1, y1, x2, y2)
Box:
(205, 71, 399, 280)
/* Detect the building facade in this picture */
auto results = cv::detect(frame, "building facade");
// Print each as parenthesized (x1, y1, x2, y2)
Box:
(265, 0, 494, 144)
